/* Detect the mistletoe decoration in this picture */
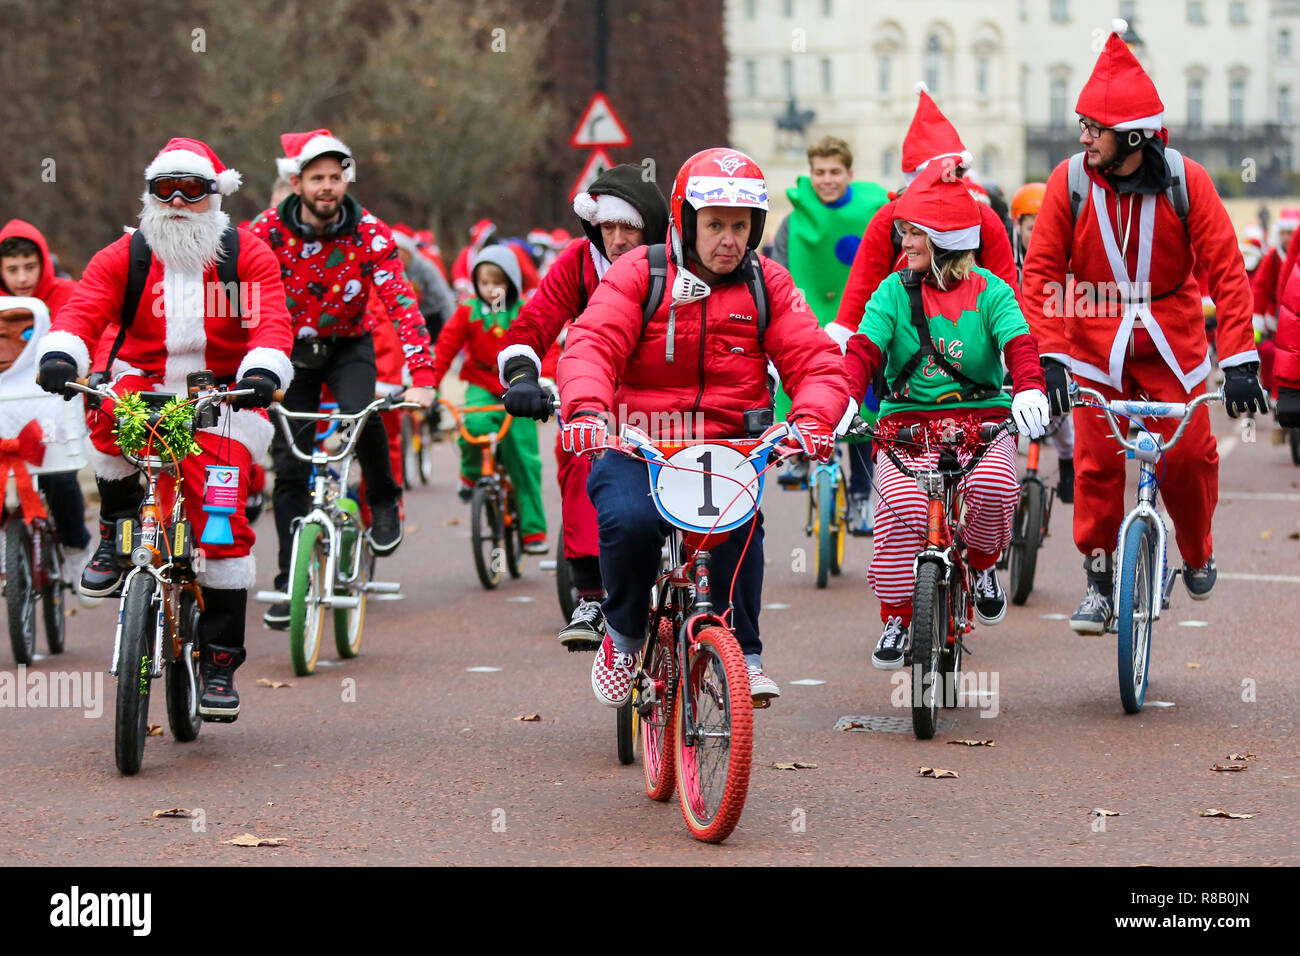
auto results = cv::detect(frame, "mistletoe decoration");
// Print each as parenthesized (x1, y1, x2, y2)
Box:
(114, 392, 202, 460)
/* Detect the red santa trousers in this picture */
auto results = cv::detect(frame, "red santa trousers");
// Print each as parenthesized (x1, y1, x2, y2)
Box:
(869, 433, 1019, 624)
(554, 432, 598, 560)
(1072, 342, 1216, 569)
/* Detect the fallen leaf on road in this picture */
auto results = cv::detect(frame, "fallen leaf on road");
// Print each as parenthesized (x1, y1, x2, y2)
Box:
(441, 518, 461, 527)
(405, 524, 419, 534)
(515, 714, 541, 722)
(839, 720, 868, 731)
(1260, 529, 1273, 539)
(1198, 808, 1253, 819)
(151, 808, 195, 819)
(1091, 808, 1125, 817)
(1185, 662, 1202, 669)
(1289, 531, 1299, 540)
(771, 762, 818, 770)
(1227, 752, 1256, 761)
(256, 679, 292, 689)
(146, 724, 163, 736)
(1211, 764, 1249, 772)
(918, 767, 958, 779)
(948, 739, 994, 747)
(222, 833, 286, 847)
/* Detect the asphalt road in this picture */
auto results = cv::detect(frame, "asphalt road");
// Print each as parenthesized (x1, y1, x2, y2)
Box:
(3, 411, 1298, 865)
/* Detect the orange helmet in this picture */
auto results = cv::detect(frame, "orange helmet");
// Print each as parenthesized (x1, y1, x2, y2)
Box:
(1011, 183, 1046, 221)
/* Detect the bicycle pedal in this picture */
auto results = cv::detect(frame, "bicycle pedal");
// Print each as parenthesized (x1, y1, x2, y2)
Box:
(200, 712, 239, 724)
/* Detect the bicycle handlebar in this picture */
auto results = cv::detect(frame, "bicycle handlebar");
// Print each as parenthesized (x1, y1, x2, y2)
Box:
(1071, 385, 1223, 454)
(272, 394, 421, 464)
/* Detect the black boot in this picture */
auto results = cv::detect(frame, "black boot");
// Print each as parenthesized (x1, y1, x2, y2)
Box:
(198, 588, 247, 722)
(1058, 457, 1075, 505)
(81, 475, 145, 598)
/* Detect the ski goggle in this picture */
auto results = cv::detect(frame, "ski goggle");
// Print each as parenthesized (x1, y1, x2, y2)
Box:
(147, 175, 216, 203)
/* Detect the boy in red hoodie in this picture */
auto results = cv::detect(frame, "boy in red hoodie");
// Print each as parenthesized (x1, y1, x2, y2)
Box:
(0, 220, 93, 572)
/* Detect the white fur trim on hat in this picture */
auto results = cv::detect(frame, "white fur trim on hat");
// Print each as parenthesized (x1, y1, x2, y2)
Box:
(911, 221, 982, 251)
(283, 134, 356, 183)
(144, 149, 242, 196)
(37, 330, 92, 378)
(497, 343, 543, 387)
(237, 347, 294, 395)
(914, 81, 929, 95)
(573, 192, 644, 229)
(197, 553, 256, 590)
(1112, 18, 1129, 34)
(1112, 113, 1164, 132)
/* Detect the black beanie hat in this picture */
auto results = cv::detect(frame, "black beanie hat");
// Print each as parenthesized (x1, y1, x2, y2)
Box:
(572, 163, 670, 260)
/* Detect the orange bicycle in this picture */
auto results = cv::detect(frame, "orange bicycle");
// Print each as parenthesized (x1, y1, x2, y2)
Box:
(439, 399, 524, 589)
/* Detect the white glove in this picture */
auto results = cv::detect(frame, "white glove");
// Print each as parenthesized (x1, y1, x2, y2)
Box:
(1012, 389, 1050, 440)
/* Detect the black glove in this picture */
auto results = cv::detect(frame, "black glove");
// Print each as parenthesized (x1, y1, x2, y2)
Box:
(1275, 387, 1300, 428)
(501, 356, 553, 422)
(37, 352, 79, 401)
(1222, 362, 1268, 419)
(1041, 358, 1072, 417)
(231, 370, 279, 410)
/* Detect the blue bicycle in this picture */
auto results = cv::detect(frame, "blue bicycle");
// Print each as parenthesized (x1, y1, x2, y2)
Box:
(1072, 385, 1224, 714)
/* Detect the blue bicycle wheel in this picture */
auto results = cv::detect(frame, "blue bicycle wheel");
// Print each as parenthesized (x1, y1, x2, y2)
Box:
(1116, 518, 1155, 714)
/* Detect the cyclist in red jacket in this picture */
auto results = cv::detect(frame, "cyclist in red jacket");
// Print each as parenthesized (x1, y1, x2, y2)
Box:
(557, 148, 851, 708)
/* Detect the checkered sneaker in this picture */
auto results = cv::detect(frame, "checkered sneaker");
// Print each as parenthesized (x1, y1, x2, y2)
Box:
(590, 633, 638, 707)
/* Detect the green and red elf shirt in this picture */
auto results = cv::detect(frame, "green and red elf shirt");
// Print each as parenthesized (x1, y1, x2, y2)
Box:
(249, 194, 435, 386)
(430, 296, 523, 397)
(845, 266, 1044, 422)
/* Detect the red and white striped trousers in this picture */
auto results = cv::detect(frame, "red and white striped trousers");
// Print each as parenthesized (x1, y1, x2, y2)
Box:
(868, 433, 1019, 623)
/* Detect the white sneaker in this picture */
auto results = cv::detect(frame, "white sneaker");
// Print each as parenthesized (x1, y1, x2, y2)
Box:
(973, 567, 1007, 625)
(872, 616, 909, 670)
(747, 665, 780, 703)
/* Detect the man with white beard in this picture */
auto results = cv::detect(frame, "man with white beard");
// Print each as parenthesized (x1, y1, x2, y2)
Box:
(36, 137, 293, 720)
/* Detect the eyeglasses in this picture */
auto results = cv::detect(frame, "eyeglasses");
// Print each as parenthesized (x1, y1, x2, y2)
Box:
(148, 175, 215, 203)
(1078, 118, 1110, 139)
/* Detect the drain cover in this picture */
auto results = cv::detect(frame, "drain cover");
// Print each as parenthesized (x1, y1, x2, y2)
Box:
(835, 714, 956, 734)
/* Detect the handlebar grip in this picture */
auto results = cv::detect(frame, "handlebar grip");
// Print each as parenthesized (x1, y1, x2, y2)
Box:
(978, 423, 1004, 442)
(273, 389, 285, 403)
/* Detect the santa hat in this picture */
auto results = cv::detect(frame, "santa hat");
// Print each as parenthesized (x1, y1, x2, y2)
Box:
(901, 83, 973, 181)
(573, 191, 645, 229)
(893, 158, 981, 251)
(1241, 224, 1264, 248)
(276, 128, 355, 182)
(1277, 207, 1300, 231)
(144, 137, 241, 195)
(1075, 20, 1165, 132)
(391, 222, 419, 254)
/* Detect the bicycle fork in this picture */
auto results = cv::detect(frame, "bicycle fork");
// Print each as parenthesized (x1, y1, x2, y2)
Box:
(1114, 456, 1173, 624)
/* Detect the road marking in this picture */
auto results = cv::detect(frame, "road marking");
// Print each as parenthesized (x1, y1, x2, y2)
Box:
(1178, 620, 1209, 627)
(466, 666, 502, 673)
(1220, 491, 1300, 502)
(506, 596, 533, 603)
(1041, 613, 1069, 620)
(1146, 700, 1176, 707)
(1217, 436, 1238, 459)
(1220, 572, 1300, 584)
(538, 560, 558, 571)
(789, 679, 826, 686)
(764, 603, 791, 610)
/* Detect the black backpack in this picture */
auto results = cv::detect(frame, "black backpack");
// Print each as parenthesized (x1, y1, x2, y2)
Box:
(100, 226, 242, 376)
(637, 243, 769, 345)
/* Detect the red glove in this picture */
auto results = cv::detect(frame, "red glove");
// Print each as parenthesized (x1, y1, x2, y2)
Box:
(560, 413, 609, 456)
(789, 417, 835, 462)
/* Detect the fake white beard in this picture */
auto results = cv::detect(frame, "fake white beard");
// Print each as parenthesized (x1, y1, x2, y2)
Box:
(137, 193, 230, 274)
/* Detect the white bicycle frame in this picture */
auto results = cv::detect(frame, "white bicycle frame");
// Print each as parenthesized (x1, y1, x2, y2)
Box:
(1072, 385, 1223, 625)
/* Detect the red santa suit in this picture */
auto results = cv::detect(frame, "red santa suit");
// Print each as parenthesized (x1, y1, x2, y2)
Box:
(37, 144, 293, 589)
(1021, 28, 1255, 568)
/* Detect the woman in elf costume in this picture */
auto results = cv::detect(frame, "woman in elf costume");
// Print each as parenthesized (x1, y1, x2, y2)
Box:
(843, 160, 1050, 669)
(429, 246, 547, 553)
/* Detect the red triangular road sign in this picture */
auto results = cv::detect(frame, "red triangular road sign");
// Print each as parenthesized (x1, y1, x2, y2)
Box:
(569, 92, 631, 148)
(569, 149, 615, 201)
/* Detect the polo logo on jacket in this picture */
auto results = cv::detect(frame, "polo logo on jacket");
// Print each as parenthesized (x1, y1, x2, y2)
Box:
(729, 312, 754, 323)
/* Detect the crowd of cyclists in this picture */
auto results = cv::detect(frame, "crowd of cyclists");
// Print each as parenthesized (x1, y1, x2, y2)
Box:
(7, 17, 1300, 746)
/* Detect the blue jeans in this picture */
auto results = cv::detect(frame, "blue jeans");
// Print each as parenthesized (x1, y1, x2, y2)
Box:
(587, 450, 766, 664)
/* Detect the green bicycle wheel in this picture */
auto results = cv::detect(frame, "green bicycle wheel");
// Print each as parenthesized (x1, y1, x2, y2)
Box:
(288, 523, 326, 676)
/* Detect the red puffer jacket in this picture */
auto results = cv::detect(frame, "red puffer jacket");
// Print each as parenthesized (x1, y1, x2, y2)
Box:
(1274, 259, 1300, 389)
(558, 246, 850, 439)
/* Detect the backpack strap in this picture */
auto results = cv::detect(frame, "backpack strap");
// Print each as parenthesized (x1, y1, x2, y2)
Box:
(1067, 151, 1088, 224)
(1162, 147, 1191, 234)
(744, 249, 768, 345)
(574, 248, 589, 315)
(215, 225, 241, 318)
(888, 270, 1000, 404)
(640, 243, 669, 335)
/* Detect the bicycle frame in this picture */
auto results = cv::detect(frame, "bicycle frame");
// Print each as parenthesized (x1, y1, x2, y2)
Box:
(1072, 385, 1223, 624)
(437, 399, 514, 481)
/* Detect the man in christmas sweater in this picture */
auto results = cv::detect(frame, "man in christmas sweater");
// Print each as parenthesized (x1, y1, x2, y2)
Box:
(497, 163, 669, 647)
(430, 246, 547, 553)
(249, 128, 436, 629)
(36, 137, 293, 719)
(1021, 21, 1266, 633)
(770, 136, 888, 531)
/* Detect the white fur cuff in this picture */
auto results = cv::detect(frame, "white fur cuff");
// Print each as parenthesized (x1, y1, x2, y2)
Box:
(87, 442, 139, 481)
(823, 322, 854, 352)
(198, 553, 256, 589)
(238, 347, 294, 393)
(497, 343, 543, 387)
(1218, 349, 1260, 369)
(38, 330, 92, 377)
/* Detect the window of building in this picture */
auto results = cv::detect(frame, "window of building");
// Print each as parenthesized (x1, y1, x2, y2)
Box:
(925, 34, 943, 92)
(1050, 0, 1068, 23)
(1281, 85, 1292, 124)
(822, 0, 832, 15)
(882, 147, 898, 179)
(1119, 0, 1136, 20)
(1050, 77, 1068, 128)
(744, 0, 757, 19)
(744, 59, 758, 98)
(981, 149, 996, 179)
(783, 0, 794, 17)
(1281, 29, 1292, 59)
(1229, 1, 1246, 24)
(976, 55, 991, 98)
(821, 57, 833, 94)
(782, 58, 795, 98)
(1187, 0, 1205, 24)
(1229, 76, 1246, 127)
(878, 54, 892, 95)
(1187, 77, 1204, 128)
